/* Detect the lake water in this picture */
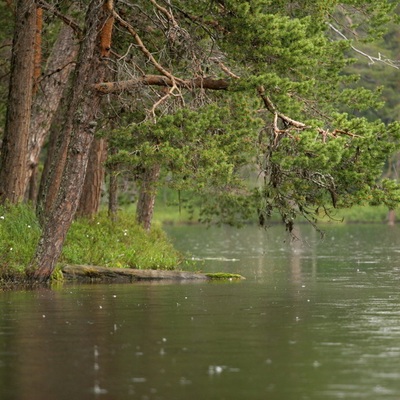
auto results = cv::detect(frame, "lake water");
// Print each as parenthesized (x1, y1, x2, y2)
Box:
(2, 223, 400, 399)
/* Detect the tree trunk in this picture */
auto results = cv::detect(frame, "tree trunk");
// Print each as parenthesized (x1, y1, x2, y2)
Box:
(0, 0, 36, 204)
(32, 6, 43, 95)
(388, 209, 396, 226)
(108, 147, 119, 222)
(36, 93, 70, 223)
(30, 0, 107, 281)
(77, 137, 107, 218)
(136, 164, 161, 231)
(27, 23, 78, 202)
(36, 109, 60, 205)
(27, 164, 39, 203)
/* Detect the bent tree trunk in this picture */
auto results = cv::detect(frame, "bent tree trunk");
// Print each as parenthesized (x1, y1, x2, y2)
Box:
(27, 23, 78, 201)
(36, 93, 69, 223)
(0, 0, 36, 204)
(136, 164, 161, 231)
(30, 0, 107, 281)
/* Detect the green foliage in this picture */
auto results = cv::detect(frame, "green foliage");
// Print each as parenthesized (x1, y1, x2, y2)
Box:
(254, 115, 400, 230)
(75, 1, 400, 231)
(106, 95, 261, 192)
(61, 211, 182, 270)
(335, 0, 399, 40)
(104, 0, 400, 230)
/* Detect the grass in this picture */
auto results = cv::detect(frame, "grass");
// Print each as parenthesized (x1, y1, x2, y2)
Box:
(152, 189, 201, 225)
(0, 204, 184, 278)
(152, 192, 394, 226)
(319, 204, 391, 224)
(0, 203, 42, 274)
(61, 211, 183, 270)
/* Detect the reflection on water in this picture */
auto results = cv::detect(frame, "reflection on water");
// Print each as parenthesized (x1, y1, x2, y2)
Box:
(1, 224, 400, 399)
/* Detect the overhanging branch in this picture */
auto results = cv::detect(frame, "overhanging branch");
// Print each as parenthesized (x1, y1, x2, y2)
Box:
(257, 85, 361, 142)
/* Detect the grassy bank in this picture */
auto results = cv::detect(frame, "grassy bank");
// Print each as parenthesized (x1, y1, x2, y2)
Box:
(325, 205, 391, 224)
(153, 196, 394, 226)
(0, 200, 394, 284)
(0, 204, 183, 280)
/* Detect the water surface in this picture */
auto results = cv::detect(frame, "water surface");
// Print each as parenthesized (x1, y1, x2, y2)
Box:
(1, 224, 400, 399)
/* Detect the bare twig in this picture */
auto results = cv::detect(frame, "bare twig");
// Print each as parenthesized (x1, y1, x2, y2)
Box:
(149, 0, 178, 28)
(328, 23, 400, 69)
(113, 10, 186, 86)
(210, 58, 240, 79)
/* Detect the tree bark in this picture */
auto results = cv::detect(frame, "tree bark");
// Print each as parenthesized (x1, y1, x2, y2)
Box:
(388, 209, 396, 226)
(30, 0, 107, 281)
(33, 6, 43, 95)
(0, 0, 36, 204)
(136, 164, 161, 231)
(108, 147, 119, 222)
(27, 23, 78, 202)
(36, 93, 70, 223)
(77, 137, 107, 218)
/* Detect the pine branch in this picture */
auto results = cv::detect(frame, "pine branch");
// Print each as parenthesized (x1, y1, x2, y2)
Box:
(257, 86, 361, 142)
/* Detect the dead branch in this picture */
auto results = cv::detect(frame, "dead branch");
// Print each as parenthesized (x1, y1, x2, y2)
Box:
(328, 23, 400, 69)
(93, 75, 230, 92)
(210, 58, 240, 79)
(258, 86, 306, 130)
(149, 0, 179, 28)
(258, 86, 362, 142)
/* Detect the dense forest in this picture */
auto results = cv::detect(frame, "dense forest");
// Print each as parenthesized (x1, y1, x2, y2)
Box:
(1, 0, 400, 281)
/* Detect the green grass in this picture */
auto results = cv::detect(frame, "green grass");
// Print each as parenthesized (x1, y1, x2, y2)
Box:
(153, 192, 393, 226)
(0, 203, 42, 273)
(0, 204, 183, 277)
(319, 204, 391, 224)
(61, 211, 183, 270)
(0, 201, 394, 281)
(152, 189, 201, 225)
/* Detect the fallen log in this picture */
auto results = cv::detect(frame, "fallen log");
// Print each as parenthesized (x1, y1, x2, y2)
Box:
(62, 265, 244, 283)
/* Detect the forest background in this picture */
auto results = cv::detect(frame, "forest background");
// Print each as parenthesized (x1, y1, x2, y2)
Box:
(1, 0, 400, 282)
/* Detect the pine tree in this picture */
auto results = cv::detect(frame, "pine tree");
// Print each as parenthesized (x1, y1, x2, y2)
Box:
(103, 0, 400, 230)
(2, 0, 400, 279)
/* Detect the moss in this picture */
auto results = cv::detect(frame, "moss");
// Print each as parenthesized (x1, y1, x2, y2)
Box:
(205, 272, 245, 280)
